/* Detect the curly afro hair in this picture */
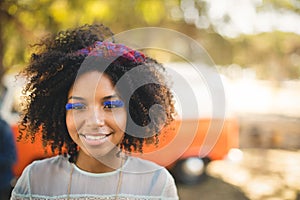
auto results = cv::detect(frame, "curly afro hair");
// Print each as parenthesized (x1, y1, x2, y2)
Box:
(19, 24, 175, 162)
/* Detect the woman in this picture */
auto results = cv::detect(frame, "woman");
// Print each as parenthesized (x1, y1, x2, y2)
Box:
(11, 24, 178, 200)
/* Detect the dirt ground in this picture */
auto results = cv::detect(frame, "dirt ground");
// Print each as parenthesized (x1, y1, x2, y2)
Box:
(177, 148, 300, 200)
(177, 175, 249, 200)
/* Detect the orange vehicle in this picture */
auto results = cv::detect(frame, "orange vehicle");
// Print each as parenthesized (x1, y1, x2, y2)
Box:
(140, 117, 239, 184)
(10, 125, 54, 178)
(1, 63, 240, 185)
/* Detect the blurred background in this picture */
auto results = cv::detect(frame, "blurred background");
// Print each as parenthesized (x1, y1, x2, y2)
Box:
(1, 0, 300, 199)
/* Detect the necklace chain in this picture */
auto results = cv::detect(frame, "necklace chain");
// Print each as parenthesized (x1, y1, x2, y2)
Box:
(115, 157, 124, 200)
(67, 157, 125, 200)
(67, 166, 74, 199)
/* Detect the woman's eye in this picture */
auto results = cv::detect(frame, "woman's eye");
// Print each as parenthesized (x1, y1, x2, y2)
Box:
(65, 103, 87, 110)
(103, 100, 124, 109)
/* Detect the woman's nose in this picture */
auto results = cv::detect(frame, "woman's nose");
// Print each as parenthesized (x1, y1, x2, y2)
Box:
(86, 107, 105, 126)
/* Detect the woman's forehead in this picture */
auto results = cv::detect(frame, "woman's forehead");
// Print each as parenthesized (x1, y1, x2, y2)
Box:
(69, 71, 116, 96)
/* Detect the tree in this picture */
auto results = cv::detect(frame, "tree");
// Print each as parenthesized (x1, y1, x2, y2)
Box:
(1, 0, 300, 82)
(0, 0, 171, 81)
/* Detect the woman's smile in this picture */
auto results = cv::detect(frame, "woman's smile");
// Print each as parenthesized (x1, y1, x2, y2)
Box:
(78, 126, 114, 145)
(81, 134, 109, 145)
(79, 132, 112, 146)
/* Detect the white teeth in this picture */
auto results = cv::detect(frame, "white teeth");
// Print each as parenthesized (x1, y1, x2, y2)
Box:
(85, 135, 107, 140)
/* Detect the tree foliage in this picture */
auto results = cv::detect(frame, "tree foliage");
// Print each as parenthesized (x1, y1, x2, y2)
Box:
(0, 0, 300, 82)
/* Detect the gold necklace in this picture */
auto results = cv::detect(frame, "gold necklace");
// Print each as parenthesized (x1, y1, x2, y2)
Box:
(67, 166, 74, 200)
(115, 157, 124, 200)
(67, 157, 125, 200)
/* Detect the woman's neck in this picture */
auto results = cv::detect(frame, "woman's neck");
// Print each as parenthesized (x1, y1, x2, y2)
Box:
(75, 149, 124, 173)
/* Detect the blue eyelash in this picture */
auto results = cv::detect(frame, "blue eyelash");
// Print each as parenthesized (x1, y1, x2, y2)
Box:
(104, 100, 124, 108)
(65, 103, 86, 110)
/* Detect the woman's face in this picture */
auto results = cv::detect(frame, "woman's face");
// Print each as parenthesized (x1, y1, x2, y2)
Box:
(66, 71, 127, 158)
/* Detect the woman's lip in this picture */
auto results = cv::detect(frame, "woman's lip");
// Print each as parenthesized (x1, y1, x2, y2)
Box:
(79, 133, 112, 146)
(79, 133, 111, 137)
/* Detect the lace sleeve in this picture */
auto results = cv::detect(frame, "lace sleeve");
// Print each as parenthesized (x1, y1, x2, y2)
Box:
(10, 163, 32, 200)
(161, 170, 179, 200)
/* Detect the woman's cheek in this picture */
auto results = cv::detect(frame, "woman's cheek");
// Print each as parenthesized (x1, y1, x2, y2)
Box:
(113, 110, 127, 131)
(66, 112, 78, 135)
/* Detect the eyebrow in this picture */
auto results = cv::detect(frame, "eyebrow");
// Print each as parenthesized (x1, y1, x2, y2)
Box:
(67, 94, 120, 101)
(102, 94, 120, 101)
(68, 96, 84, 100)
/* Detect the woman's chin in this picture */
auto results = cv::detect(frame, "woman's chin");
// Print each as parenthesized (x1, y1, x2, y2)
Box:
(82, 144, 120, 159)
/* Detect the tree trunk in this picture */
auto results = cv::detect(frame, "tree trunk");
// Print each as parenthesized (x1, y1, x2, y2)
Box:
(0, 0, 6, 83)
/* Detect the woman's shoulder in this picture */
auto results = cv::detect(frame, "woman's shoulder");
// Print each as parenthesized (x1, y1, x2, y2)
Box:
(18, 155, 70, 180)
(29, 155, 70, 170)
(12, 155, 71, 198)
(125, 156, 170, 175)
(122, 156, 178, 198)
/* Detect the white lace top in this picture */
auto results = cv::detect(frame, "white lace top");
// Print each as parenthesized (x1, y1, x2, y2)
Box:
(11, 155, 178, 200)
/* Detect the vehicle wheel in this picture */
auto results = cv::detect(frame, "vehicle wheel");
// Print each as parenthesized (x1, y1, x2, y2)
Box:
(171, 157, 209, 185)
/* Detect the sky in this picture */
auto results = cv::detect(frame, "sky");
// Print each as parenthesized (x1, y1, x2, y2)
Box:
(180, 0, 300, 37)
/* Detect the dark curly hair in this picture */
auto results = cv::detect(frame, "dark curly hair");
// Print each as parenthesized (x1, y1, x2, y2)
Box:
(19, 24, 175, 162)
